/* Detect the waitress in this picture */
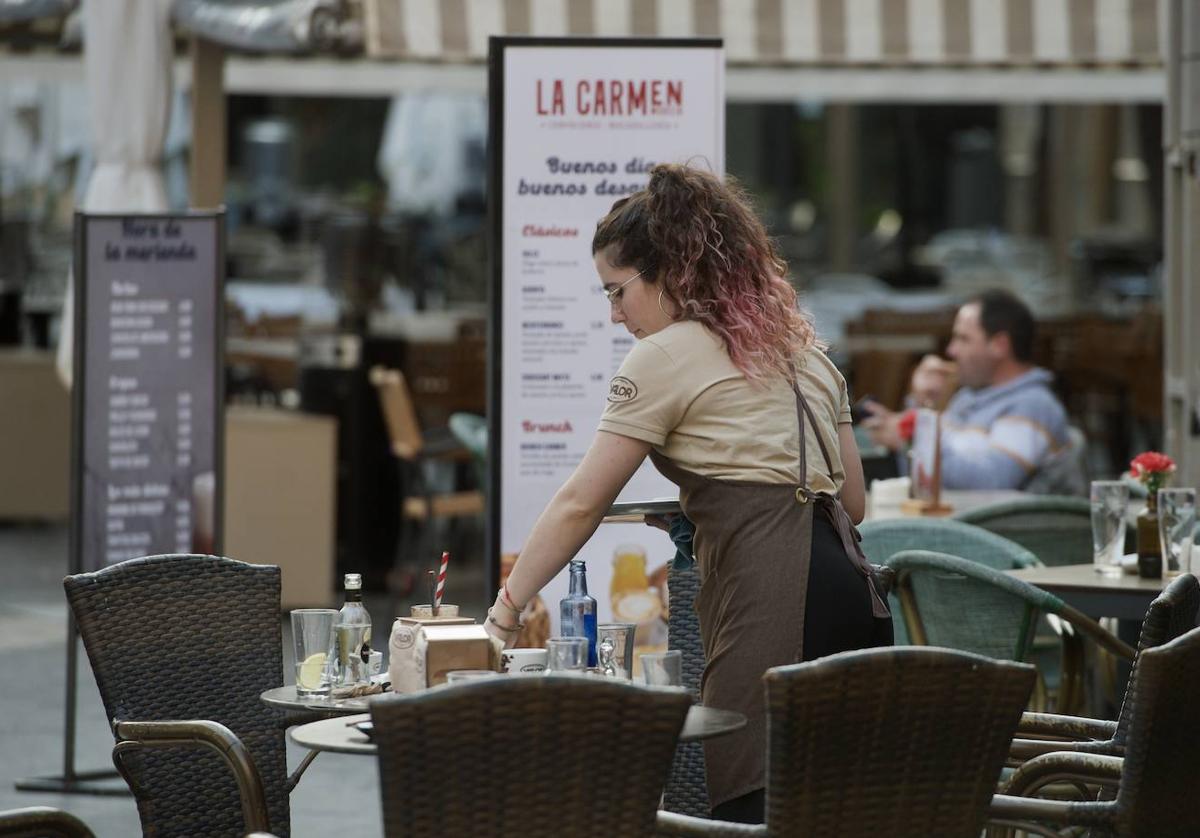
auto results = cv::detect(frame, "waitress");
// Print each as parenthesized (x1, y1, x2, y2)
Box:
(486, 164, 892, 824)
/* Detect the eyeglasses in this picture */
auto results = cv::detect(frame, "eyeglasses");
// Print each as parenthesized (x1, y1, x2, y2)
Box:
(602, 270, 644, 304)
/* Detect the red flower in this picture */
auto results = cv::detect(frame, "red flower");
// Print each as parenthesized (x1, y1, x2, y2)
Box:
(897, 409, 917, 443)
(1129, 451, 1176, 481)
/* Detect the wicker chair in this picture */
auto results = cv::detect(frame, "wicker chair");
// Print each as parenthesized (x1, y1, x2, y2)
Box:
(0, 807, 95, 838)
(663, 563, 709, 818)
(888, 550, 1134, 713)
(370, 675, 691, 838)
(859, 518, 1040, 644)
(1005, 572, 1200, 765)
(990, 624, 1200, 837)
(656, 647, 1036, 837)
(660, 562, 897, 821)
(954, 495, 1093, 567)
(63, 554, 291, 838)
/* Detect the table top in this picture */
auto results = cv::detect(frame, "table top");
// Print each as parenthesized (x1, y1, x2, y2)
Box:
(289, 703, 747, 755)
(1009, 564, 1171, 594)
(1007, 563, 1174, 620)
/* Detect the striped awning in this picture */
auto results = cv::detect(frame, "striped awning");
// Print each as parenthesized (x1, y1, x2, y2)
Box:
(365, 0, 1164, 67)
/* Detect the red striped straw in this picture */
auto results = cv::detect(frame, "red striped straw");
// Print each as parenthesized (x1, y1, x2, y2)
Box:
(434, 551, 449, 612)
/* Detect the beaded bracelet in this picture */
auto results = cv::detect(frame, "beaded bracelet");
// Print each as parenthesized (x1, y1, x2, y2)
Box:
(487, 611, 524, 634)
(497, 586, 524, 615)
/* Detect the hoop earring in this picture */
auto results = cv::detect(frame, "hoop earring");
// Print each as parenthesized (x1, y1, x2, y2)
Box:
(658, 288, 681, 321)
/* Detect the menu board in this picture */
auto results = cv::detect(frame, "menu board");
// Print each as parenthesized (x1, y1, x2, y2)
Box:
(71, 213, 223, 572)
(488, 38, 724, 650)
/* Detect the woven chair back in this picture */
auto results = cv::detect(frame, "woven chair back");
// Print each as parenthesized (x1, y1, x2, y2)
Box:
(1116, 625, 1200, 837)
(859, 518, 1040, 643)
(1114, 573, 1200, 745)
(954, 495, 1092, 567)
(663, 563, 709, 817)
(888, 550, 1063, 661)
(63, 554, 289, 838)
(370, 676, 691, 838)
(763, 647, 1035, 838)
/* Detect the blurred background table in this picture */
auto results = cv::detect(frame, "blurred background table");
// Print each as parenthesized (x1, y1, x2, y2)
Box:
(867, 489, 1027, 521)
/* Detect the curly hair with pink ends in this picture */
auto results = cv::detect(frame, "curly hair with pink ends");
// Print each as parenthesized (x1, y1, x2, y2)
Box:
(592, 163, 817, 382)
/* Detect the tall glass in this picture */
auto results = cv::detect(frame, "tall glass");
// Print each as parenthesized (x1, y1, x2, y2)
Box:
(1091, 481, 1129, 576)
(641, 650, 683, 686)
(1158, 488, 1197, 574)
(290, 609, 337, 696)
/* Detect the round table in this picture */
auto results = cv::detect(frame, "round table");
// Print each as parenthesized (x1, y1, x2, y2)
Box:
(290, 704, 746, 755)
(261, 685, 372, 715)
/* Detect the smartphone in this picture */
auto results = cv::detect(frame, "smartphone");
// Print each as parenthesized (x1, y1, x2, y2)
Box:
(850, 395, 875, 424)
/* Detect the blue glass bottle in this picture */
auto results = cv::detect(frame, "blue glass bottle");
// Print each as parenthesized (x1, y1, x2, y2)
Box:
(560, 560, 598, 666)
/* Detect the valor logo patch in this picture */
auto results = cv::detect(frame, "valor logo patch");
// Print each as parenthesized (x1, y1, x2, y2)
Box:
(608, 376, 638, 403)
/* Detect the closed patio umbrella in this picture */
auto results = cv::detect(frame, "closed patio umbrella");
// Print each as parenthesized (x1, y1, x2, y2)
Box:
(56, 0, 173, 386)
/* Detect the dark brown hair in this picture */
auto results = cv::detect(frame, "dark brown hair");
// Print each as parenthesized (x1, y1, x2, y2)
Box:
(972, 289, 1035, 362)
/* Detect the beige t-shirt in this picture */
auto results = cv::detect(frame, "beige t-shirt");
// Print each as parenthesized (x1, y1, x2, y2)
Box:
(597, 320, 851, 492)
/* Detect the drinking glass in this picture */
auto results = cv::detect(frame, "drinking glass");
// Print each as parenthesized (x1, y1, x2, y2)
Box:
(545, 637, 589, 673)
(1158, 488, 1197, 574)
(290, 609, 337, 696)
(597, 623, 636, 679)
(641, 650, 683, 686)
(1090, 480, 1129, 576)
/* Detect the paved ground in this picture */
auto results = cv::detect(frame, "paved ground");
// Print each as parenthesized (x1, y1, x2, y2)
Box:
(0, 521, 487, 837)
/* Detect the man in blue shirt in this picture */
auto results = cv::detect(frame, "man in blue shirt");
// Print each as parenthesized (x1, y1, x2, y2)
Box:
(864, 290, 1075, 491)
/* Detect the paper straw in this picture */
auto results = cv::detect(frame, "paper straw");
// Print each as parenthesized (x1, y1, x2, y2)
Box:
(435, 551, 449, 611)
(426, 570, 436, 616)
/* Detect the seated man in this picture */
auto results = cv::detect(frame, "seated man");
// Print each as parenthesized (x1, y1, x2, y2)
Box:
(863, 290, 1072, 491)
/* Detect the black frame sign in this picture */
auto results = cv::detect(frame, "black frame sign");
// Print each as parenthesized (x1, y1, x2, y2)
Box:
(71, 212, 225, 573)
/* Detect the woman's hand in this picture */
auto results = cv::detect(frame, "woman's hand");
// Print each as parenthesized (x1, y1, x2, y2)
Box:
(643, 512, 678, 532)
(484, 589, 524, 649)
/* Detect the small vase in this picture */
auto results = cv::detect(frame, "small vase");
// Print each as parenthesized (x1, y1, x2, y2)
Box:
(1136, 492, 1163, 579)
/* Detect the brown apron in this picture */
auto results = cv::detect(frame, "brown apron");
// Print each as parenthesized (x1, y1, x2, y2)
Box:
(649, 371, 889, 807)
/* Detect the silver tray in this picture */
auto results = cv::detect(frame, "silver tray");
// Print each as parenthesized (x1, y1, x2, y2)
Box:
(605, 498, 681, 517)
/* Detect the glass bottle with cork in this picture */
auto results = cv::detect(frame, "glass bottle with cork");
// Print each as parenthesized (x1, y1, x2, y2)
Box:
(334, 572, 372, 687)
(560, 559, 597, 667)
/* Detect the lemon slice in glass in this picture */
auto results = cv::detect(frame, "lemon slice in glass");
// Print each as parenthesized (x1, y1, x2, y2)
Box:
(297, 652, 328, 690)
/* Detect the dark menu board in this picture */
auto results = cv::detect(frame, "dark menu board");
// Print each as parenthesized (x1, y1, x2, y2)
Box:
(72, 213, 224, 572)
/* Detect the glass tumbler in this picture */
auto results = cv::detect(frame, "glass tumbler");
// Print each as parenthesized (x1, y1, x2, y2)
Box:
(1158, 488, 1197, 574)
(641, 650, 683, 686)
(544, 637, 589, 673)
(1090, 480, 1129, 576)
(290, 609, 337, 696)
